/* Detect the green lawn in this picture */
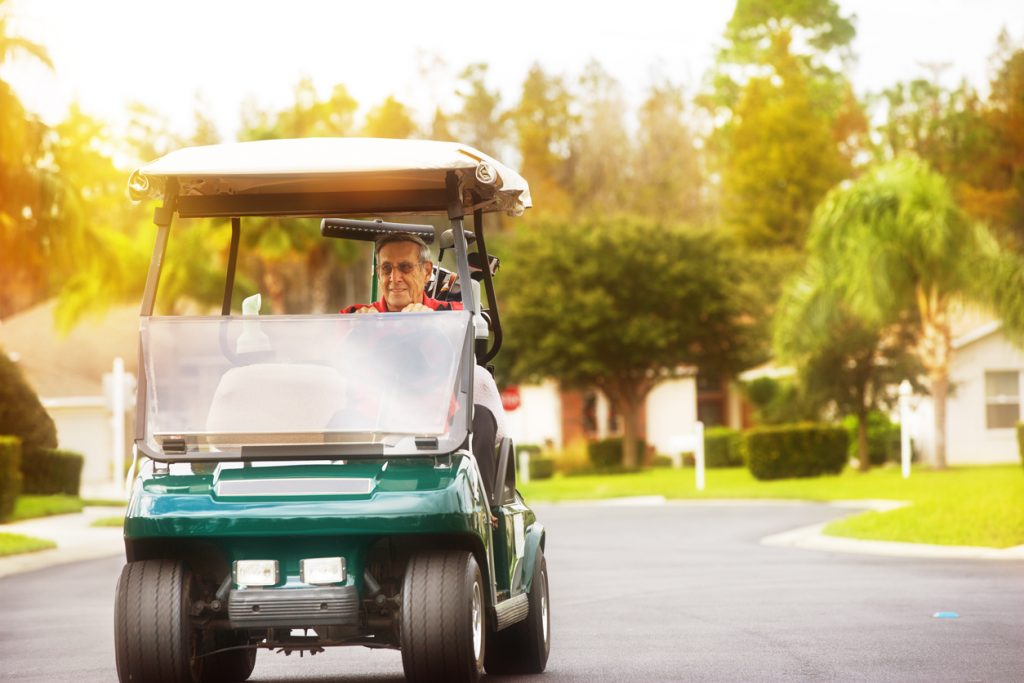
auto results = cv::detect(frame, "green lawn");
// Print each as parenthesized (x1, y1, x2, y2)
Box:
(7, 495, 84, 522)
(91, 516, 125, 528)
(0, 532, 56, 557)
(520, 465, 1024, 548)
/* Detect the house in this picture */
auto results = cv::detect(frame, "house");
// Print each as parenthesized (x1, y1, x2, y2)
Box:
(908, 320, 1024, 465)
(0, 301, 139, 495)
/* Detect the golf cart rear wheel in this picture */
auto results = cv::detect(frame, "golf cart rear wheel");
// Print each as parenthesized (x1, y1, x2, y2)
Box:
(201, 630, 257, 682)
(114, 559, 203, 683)
(400, 550, 485, 683)
(484, 549, 551, 675)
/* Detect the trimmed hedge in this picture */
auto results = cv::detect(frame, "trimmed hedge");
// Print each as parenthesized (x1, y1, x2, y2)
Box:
(745, 423, 849, 481)
(529, 457, 556, 480)
(842, 412, 903, 465)
(704, 427, 743, 468)
(21, 448, 84, 496)
(587, 438, 644, 471)
(0, 436, 23, 521)
(1018, 423, 1023, 468)
(651, 454, 675, 468)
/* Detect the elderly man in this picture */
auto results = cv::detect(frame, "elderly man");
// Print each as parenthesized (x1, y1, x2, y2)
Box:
(341, 232, 462, 314)
(341, 232, 505, 514)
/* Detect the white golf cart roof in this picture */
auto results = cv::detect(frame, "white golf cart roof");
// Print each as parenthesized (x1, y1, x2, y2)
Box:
(128, 137, 531, 218)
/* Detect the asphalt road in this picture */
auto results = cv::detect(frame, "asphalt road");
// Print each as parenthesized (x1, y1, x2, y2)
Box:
(1, 502, 1022, 682)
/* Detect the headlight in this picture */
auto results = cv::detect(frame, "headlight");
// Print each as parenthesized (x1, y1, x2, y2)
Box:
(233, 560, 279, 587)
(300, 557, 346, 585)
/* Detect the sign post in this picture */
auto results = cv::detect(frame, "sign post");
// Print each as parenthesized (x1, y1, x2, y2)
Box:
(899, 380, 912, 479)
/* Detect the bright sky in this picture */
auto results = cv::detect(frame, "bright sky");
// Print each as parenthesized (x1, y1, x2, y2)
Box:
(4, 0, 1023, 145)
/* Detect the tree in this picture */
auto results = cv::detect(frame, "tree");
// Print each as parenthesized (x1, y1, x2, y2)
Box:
(775, 261, 922, 470)
(0, 348, 57, 453)
(363, 96, 419, 139)
(508, 64, 574, 216)
(501, 218, 759, 470)
(568, 61, 631, 215)
(452, 63, 505, 156)
(0, 0, 54, 318)
(632, 79, 705, 223)
(804, 154, 1024, 468)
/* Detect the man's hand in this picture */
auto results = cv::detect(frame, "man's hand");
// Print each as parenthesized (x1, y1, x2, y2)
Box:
(354, 306, 376, 314)
(401, 303, 430, 313)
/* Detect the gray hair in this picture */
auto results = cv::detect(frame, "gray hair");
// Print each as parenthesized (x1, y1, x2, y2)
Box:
(375, 232, 432, 263)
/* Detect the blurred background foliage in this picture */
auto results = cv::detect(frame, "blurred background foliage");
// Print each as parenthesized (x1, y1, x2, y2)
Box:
(1, 0, 1024, 468)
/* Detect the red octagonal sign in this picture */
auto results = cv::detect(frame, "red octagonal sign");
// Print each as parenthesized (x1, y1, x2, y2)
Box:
(500, 385, 521, 412)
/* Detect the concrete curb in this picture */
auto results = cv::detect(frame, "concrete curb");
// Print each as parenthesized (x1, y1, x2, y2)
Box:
(0, 507, 124, 579)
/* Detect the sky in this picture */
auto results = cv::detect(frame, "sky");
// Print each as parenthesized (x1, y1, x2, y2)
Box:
(3, 0, 1023, 146)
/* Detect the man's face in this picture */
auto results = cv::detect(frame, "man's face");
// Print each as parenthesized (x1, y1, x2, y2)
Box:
(378, 241, 432, 311)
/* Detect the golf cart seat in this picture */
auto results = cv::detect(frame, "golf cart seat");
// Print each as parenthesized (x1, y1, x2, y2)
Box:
(206, 363, 346, 433)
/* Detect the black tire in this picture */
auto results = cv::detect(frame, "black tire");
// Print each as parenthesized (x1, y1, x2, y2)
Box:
(400, 550, 485, 683)
(114, 559, 202, 683)
(201, 630, 256, 683)
(484, 549, 551, 675)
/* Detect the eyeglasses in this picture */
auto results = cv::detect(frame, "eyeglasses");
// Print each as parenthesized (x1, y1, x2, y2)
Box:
(377, 261, 423, 277)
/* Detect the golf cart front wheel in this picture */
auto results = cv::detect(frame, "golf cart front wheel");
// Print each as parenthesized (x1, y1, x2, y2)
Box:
(400, 550, 485, 683)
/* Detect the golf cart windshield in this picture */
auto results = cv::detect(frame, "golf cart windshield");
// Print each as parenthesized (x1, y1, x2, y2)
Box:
(138, 310, 471, 460)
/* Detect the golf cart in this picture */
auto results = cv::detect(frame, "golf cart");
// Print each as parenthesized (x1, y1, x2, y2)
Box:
(115, 138, 549, 683)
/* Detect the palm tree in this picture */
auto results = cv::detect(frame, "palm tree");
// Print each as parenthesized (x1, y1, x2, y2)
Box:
(805, 154, 1022, 468)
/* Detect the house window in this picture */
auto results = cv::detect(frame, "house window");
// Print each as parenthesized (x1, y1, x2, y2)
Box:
(985, 371, 1020, 429)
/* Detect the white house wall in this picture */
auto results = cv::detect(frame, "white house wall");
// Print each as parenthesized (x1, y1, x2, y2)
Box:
(946, 331, 1023, 464)
(646, 378, 698, 456)
(504, 380, 562, 449)
(42, 399, 115, 486)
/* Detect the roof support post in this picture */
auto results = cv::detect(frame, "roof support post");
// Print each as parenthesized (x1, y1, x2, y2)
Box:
(140, 179, 178, 317)
(222, 217, 241, 315)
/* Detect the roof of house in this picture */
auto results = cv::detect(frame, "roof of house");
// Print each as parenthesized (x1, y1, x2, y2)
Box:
(0, 301, 139, 397)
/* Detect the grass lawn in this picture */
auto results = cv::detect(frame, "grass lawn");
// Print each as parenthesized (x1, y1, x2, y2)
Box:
(91, 516, 125, 528)
(520, 465, 1024, 548)
(7, 495, 84, 522)
(0, 532, 56, 557)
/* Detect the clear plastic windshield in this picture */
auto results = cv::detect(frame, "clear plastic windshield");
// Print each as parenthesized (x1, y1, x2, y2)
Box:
(139, 311, 470, 456)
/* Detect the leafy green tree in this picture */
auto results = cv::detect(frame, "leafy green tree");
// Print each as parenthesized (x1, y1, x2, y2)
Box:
(804, 154, 1024, 468)
(632, 79, 705, 223)
(775, 262, 922, 470)
(363, 96, 419, 139)
(501, 218, 760, 469)
(452, 63, 505, 156)
(508, 64, 574, 216)
(0, 347, 57, 453)
(568, 61, 631, 215)
(0, 0, 54, 318)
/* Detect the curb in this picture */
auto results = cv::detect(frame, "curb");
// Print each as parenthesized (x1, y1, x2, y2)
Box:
(0, 507, 124, 579)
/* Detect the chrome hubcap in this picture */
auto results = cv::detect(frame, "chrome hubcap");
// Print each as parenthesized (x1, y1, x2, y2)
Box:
(472, 580, 483, 661)
(540, 569, 549, 645)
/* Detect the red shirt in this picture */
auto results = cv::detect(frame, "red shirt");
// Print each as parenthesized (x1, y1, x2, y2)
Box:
(339, 295, 464, 314)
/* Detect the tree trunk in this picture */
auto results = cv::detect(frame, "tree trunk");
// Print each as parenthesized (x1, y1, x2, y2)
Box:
(620, 399, 641, 471)
(307, 245, 330, 313)
(931, 371, 949, 470)
(262, 265, 287, 314)
(857, 411, 870, 472)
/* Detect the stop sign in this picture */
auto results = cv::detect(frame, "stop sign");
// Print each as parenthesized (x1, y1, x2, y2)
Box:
(500, 385, 521, 412)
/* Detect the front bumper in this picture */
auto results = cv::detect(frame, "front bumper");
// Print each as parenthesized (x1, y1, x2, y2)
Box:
(228, 585, 359, 628)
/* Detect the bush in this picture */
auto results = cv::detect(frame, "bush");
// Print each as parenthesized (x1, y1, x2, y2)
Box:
(21, 448, 84, 496)
(529, 457, 556, 480)
(1018, 423, 1024, 468)
(0, 350, 57, 453)
(704, 427, 743, 468)
(842, 412, 903, 466)
(0, 436, 23, 521)
(651, 454, 675, 468)
(587, 438, 644, 472)
(745, 423, 849, 481)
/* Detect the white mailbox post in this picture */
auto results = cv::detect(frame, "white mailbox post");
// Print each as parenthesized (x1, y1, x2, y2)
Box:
(899, 380, 913, 479)
(669, 422, 706, 492)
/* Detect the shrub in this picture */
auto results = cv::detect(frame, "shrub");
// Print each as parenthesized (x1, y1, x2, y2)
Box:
(745, 423, 848, 481)
(21, 448, 84, 496)
(1018, 423, 1024, 468)
(651, 454, 675, 468)
(587, 438, 644, 472)
(516, 443, 543, 458)
(842, 411, 902, 466)
(550, 439, 592, 476)
(704, 427, 743, 467)
(0, 351, 57, 453)
(529, 457, 556, 480)
(0, 436, 23, 521)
